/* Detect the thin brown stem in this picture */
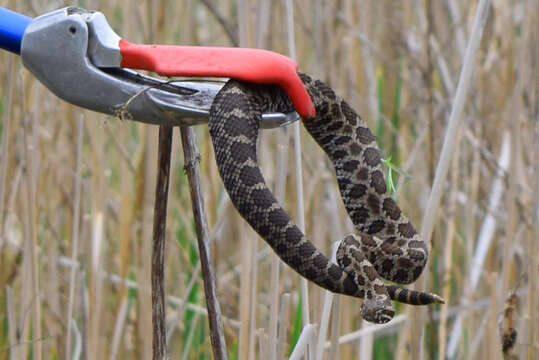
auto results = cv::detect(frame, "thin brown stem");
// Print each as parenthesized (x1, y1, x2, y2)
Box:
(152, 125, 173, 360)
(179, 127, 228, 360)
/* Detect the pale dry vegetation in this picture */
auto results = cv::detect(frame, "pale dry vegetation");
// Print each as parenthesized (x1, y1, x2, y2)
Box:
(0, 0, 537, 359)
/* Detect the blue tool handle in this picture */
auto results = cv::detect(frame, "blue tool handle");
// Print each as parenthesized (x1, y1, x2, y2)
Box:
(0, 7, 32, 54)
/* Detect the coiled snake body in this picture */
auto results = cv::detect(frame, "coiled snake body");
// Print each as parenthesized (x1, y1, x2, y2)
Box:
(209, 73, 443, 324)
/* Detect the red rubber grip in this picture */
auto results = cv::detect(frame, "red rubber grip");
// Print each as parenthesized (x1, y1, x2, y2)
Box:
(119, 39, 315, 118)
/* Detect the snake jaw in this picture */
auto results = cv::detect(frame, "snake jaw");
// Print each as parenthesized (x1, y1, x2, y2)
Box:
(360, 299, 395, 324)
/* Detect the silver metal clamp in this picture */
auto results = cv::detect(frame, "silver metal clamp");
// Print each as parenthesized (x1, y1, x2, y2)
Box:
(20, 7, 299, 128)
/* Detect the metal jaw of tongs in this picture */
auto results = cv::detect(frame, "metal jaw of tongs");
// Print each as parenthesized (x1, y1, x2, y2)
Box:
(12, 7, 314, 128)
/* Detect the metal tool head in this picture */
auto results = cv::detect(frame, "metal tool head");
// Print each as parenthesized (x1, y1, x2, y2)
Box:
(20, 7, 299, 128)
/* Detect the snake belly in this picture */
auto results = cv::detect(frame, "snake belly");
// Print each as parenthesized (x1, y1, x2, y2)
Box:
(208, 73, 443, 323)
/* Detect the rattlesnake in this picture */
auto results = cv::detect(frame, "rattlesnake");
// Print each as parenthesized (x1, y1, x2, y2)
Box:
(208, 73, 443, 324)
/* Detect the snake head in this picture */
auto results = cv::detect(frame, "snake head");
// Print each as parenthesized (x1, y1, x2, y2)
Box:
(360, 298, 395, 324)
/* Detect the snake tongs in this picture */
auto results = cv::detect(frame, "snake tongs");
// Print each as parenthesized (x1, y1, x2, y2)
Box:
(0, 6, 313, 128)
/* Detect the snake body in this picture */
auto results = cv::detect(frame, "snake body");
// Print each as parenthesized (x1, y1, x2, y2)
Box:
(209, 73, 443, 324)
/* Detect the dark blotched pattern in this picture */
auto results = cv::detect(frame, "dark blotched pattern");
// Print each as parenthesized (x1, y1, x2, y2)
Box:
(208, 73, 443, 323)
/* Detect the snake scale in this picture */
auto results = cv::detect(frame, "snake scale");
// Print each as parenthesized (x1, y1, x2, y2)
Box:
(208, 73, 443, 324)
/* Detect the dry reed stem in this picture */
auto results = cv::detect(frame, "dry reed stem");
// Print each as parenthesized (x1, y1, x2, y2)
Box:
(469, 309, 490, 359)
(328, 295, 342, 360)
(86, 112, 107, 360)
(165, 262, 202, 342)
(247, 233, 258, 360)
(530, 118, 538, 357)
(151, 125, 173, 360)
(267, 127, 288, 360)
(324, 182, 345, 359)
(180, 126, 228, 360)
(109, 297, 129, 360)
(325, 314, 406, 348)
(56, 254, 242, 328)
(447, 132, 511, 357)
(513, 3, 537, 358)
(89, 211, 105, 360)
(530, 151, 538, 359)
(114, 122, 136, 358)
(413, 0, 491, 358)
(500, 2, 531, 325)
(419, 0, 491, 274)
(180, 313, 200, 360)
(277, 293, 291, 359)
(255, 0, 270, 48)
(446, 0, 467, 59)
(235, 4, 256, 359)
(0, 58, 15, 249)
(236, 94, 252, 356)
(167, 258, 202, 344)
(70, 320, 82, 360)
(464, 122, 482, 356)
(256, 329, 268, 358)
(284, 4, 313, 355)
(437, 129, 460, 359)
(528, 0, 538, 352)
(357, 6, 377, 358)
(315, 242, 339, 360)
(6, 286, 17, 360)
(138, 125, 157, 360)
(64, 114, 84, 359)
(22, 102, 41, 360)
(487, 273, 501, 360)
(289, 324, 316, 360)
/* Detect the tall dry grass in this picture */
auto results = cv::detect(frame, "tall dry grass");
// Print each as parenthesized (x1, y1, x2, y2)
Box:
(0, 0, 537, 359)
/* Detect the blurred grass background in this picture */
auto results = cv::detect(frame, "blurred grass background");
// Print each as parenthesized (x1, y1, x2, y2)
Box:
(0, 0, 537, 359)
